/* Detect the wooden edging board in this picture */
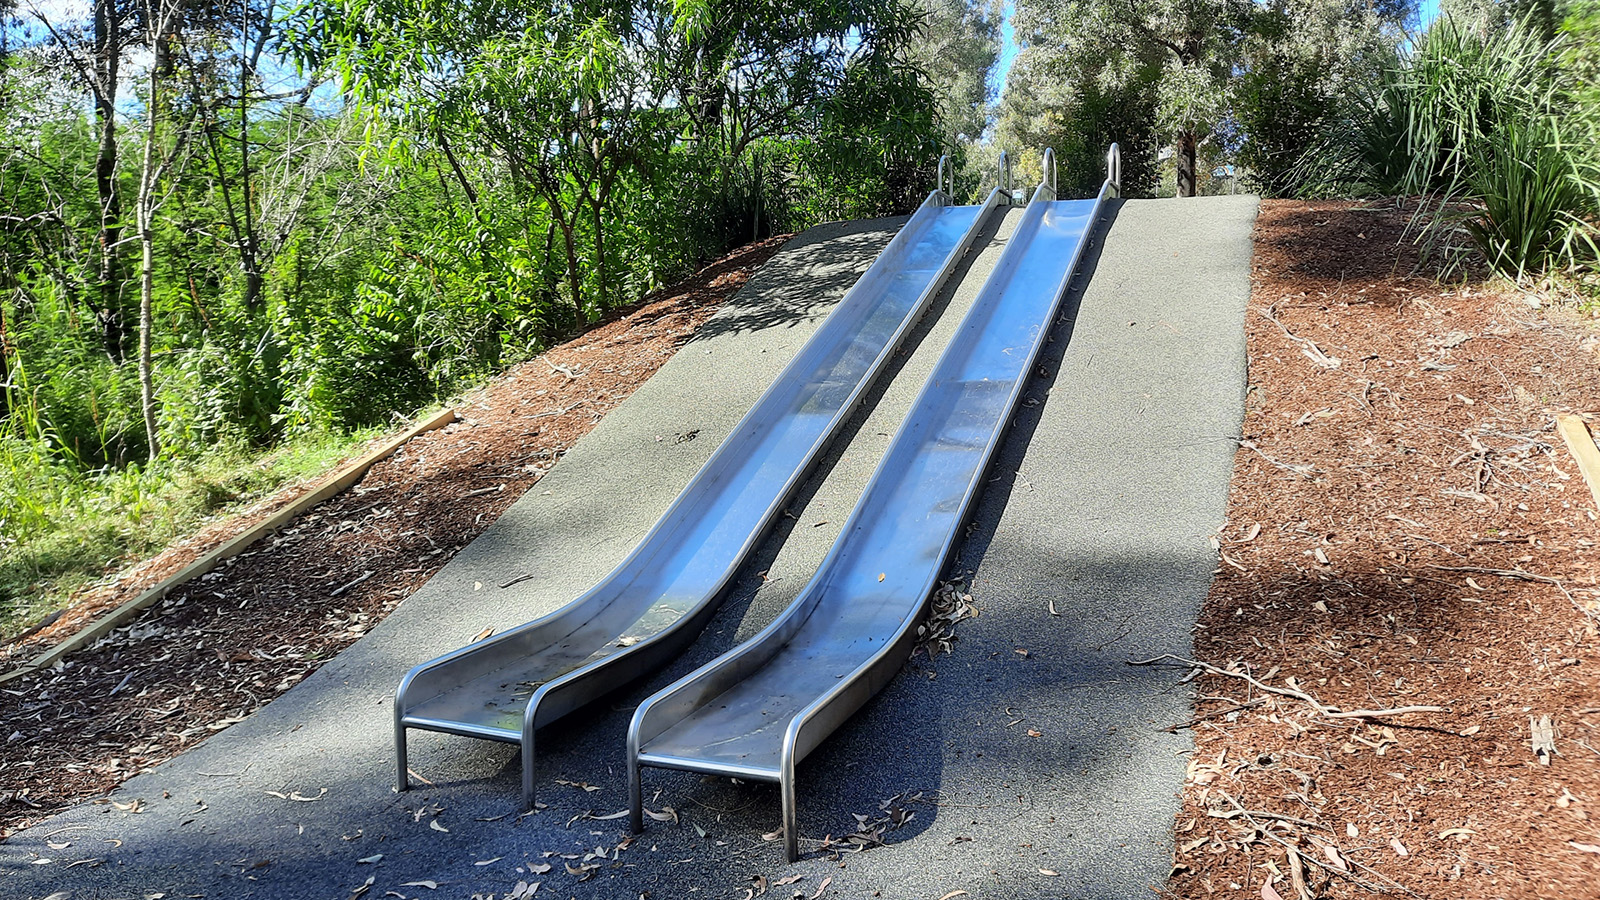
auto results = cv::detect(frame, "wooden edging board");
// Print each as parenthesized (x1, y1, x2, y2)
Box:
(0, 407, 459, 686)
(1556, 413, 1600, 514)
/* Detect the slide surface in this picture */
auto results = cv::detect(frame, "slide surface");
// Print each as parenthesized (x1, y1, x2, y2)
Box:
(630, 167, 1112, 860)
(395, 184, 1003, 805)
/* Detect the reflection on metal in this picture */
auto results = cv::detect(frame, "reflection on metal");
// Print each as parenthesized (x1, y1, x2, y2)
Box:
(1105, 143, 1123, 197)
(394, 162, 1006, 809)
(628, 147, 1118, 861)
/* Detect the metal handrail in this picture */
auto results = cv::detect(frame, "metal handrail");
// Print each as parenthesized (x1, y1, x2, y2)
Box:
(998, 150, 1014, 204)
(937, 154, 952, 200)
(1040, 148, 1058, 196)
(1105, 143, 1122, 198)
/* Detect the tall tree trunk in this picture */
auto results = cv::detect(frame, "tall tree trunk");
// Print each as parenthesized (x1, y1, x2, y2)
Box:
(138, 215, 159, 461)
(556, 215, 582, 325)
(136, 13, 177, 462)
(94, 0, 125, 363)
(590, 196, 605, 311)
(1177, 131, 1198, 198)
(0, 297, 11, 422)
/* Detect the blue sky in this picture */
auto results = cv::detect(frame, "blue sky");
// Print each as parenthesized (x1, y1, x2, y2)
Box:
(992, 0, 1444, 96)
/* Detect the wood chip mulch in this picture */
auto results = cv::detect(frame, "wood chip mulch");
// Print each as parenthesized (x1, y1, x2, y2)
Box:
(0, 234, 790, 837)
(1164, 200, 1600, 900)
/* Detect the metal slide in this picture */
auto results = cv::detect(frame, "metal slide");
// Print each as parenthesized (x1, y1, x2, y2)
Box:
(627, 146, 1123, 861)
(395, 160, 1008, 808)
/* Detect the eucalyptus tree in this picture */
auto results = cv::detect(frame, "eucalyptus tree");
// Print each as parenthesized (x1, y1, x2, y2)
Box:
(907, 0, 1001, 151)
(1008, 0, 1253, 197)
(12, 0, 140, 358)
(1232, 0, 1409, 194)
(290, 0, 939, 309)
(1005, 0, 1413, 196)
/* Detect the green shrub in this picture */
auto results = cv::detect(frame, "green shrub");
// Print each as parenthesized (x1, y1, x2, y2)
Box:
(1457, 115, 1600, 276)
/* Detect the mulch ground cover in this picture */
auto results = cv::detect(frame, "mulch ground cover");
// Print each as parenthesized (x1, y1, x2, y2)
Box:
(8, 199, 1600, 900)
(1164, 200, 1600, 900)
(0, 234, 789, 837)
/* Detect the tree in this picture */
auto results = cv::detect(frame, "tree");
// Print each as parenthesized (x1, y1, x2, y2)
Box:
(1007, 0, 1252, 197)
(1231, 0, 1408, 194)
(1005, 0, 1414, 197)
(133, 0, 202, 459)
(907, 0, 1002, 150)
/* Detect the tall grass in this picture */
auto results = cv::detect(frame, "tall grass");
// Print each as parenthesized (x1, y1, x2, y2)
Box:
(0, 428, 372, 641)
(1457, 117, 1600, 277)
(1295, 13, 1600, 280)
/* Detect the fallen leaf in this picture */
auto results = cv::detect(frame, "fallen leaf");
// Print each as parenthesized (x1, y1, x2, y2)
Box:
(1047, 600, 1060, 617)
(429, 819, 449, 832)
(1039, 868, 1059, 876)
(590, 809, 630, 820)
(357, 854, 383, 864)
(46, 840, 70, 850)
(400, 881, 438, 889)
(1323, 845, 1347, 870)
(1346, 823, 1359, 839)
(1440, 827, 1477, 840)
(1026, 729, 1042, 738)
(774, 875, 804, 886)
(936, 893, 969, 900)
(1261, 882, 1284, 900)
(351, 875, 375, 897)
(809, 876, 832, 899)
(529, 863, 553, 874)
(1460, 725, 1481, 737)
(555, 780, 602, 793)
(1569, 842, 1600, 854)
(646, 807, 679, 824)
(1391, 838, 1409, 857)
(694, 822, 707, 838)
(475, 857, 503, 866)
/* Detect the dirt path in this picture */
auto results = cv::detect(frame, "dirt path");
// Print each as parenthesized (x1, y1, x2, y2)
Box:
(1166, 201, 1600, 899)
(0, 235, 789, 836)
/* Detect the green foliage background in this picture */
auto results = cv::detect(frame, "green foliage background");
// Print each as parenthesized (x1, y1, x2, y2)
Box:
(0, 0, 986, 635)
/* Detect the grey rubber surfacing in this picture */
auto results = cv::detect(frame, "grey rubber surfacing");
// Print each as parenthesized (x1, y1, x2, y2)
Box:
(0, 195, 1257, 899)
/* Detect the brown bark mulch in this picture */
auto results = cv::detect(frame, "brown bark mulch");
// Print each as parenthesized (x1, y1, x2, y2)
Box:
(1164, 200, 1600, 900)
(0, 234, 789, 837)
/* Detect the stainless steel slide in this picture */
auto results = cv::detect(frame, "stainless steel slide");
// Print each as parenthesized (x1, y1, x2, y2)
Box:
(395, 161, 1008, 808)
(627, 147, 1122, 861)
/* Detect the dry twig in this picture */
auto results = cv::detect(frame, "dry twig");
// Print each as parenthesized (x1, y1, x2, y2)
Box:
(1128, 654, 1444, 719)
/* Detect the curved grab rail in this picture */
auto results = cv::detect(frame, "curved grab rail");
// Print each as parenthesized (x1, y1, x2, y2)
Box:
(937, 154, 952, 200)
(997, 150, 1014, 204)
(1105, 143, 1122, 198)
(1040, 148, 1058, 196)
